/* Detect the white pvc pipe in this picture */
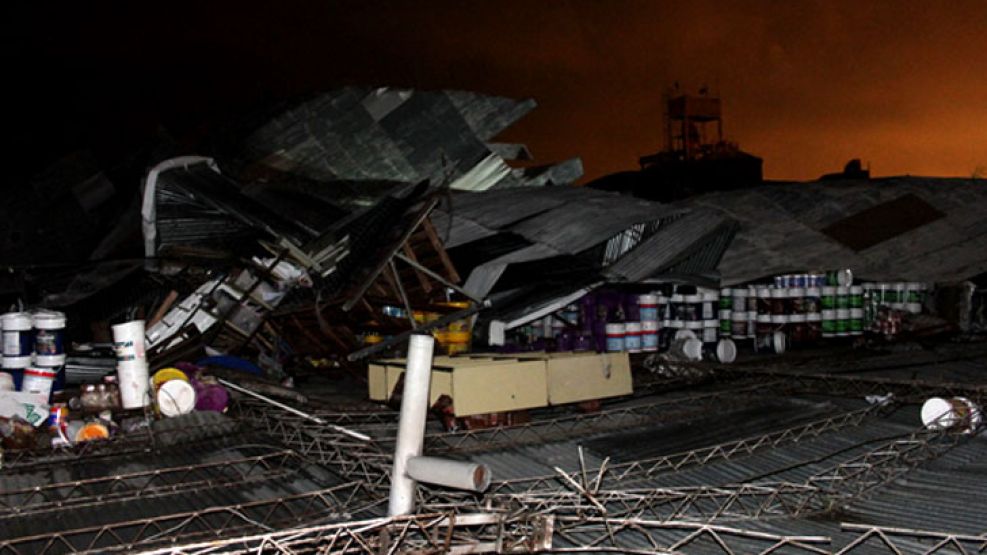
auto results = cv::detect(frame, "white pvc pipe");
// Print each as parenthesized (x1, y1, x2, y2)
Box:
(406, 456, 491, 492)
(388, 333, 435, 516)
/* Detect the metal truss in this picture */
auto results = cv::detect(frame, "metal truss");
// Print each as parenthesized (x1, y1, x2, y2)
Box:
(489, 405, 880, 494)
(0, 449, 304, 519)
(419, 424, 971, 526)
(836, 523, 987, 554)
(373, 382, 778, 454)
(0, 480, 381, 555)
(136, 511, 838, 555)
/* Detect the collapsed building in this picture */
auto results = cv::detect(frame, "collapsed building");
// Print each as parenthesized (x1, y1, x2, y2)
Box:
(1, 87, 987, 554)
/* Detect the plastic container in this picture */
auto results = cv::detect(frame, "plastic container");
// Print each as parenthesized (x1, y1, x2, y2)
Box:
(719, 289, 732, 310)
(849, 308, 864, 335)
(835, 308, 851, 336)
(605, 323, 625, 352)
(702, 320, 718, 343)
(821, 309, 837, 337)
(835, 286, 850, 309)
(731, 288, 748, 312)
(701, 292, 718, 320)
(746, 310, 757, 338)
(668, 337, 703, 361)
(117, 358, 151, 409)
(2, 312, 33, 366)
(32, 310, 66, 366)
(624, 322, 642, 353)
(804, 287, 821, 313)
(730, 312, 748, 339)
(682, 295, 702, 321)
(921, 396, 981, 434)
(789, 287, 806, 314)
(638, 294, 658, 322)
(640, 320, 659, 352)
(718, 309, 732, 337)
(770, 288, 788, 315)
(22, 366, 58, 403)
(112, 320, 147, 363)
(756, 287, 772, 315)
(669, 294, 685, 321)
(806, 312, 822, 342)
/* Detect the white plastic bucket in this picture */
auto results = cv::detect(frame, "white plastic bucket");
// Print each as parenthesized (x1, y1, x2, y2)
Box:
(22, 366, 58, 402)
(641, 320, 659, 352)
(624, 322, 642, 353)
(112, 320, 147, 363)
(638, 294, 659, 321)
(2, 312, 33, 360)
(32, 310, 66, 366)
(702, 320, 718, 343)
(118, 358, 151, 409)
(605, 323, 625, 352)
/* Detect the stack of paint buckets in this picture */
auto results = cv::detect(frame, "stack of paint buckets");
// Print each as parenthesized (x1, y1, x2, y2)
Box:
(112, 320, 151, 410)
(1, 310, 67, 403)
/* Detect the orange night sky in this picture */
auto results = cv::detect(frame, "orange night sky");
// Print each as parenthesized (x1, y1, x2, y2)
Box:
(6, 1, 987, 183)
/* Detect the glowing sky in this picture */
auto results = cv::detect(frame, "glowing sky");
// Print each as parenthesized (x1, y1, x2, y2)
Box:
(7, 1, 987, 182)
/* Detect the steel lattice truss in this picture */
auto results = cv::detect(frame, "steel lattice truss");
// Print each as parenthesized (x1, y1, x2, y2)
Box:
(0, 480, 381, 555)
(835, 523, 987, 554)
(0, 449, 304, 519)
(136, 512, 841, 555)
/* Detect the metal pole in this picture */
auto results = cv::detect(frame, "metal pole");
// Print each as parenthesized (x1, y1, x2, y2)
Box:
(388, 333, 435, 516)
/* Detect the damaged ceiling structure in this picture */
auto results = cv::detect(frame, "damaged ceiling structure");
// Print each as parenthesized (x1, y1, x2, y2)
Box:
(4, 84, 987, 555)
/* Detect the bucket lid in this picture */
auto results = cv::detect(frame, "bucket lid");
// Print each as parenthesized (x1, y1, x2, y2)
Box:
(682, 338, 703, 361)
(34, 354, 66, 366)
(1, 312, 32, 330)
(716, 339, 737, 364)
(604, 323, 625, 333)
(32, 310, 66, 329)
(2, 356, 32, 369)
(772, 331, 787, 354)
(638, 294, 658, 303)
(836, 268, 853, 286)
(624, 322, 642, 332)
(157, 379, 197, 417)
(920, 397, 955, 429)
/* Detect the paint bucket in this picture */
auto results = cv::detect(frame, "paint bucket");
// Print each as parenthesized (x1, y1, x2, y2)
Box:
(638, 294, 659, 322)
(746, 310, 756, 338)
(905, 283, 923, 314)
(849, 308, 864, 335)
(731, 288, 748, 312)
(770, 288, 787, 315)
(702, 320, 718, 343)
(719, 288, 732, 310)
(835, 308, 850, 336)
(624, 322, 642, 353)
(804, 287, 821, 313)
(821, 309, 836, 337)
(2, 312, 33, 367)
(22, 366, 58, 403)
(0, 372, 13, 391)
(641, 320, 659, 352)
(835, 286, 850, 309)
(805, 312, 822, 342)
(718, 309, 732, 337)
(668, 336, 703, 361)
(820, 287, 837, 311)
(789, 313, 807, 344)
(891, 282, 907, 310)
(605, 323, 625, 352)
(848, 286, 863, 309)
(715, 338, 737, 363)
(32, 310, 66, 366)
(755, 287, 771, 315)
(730, 312, 748, 339)
(117, 358, 151, 409)
(683, 294, 702, 321)
(789, 287, 806, 314)
(921, 396, 981, 434)
(701, 292, 718, 320)
(112, 320, 147, 363)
